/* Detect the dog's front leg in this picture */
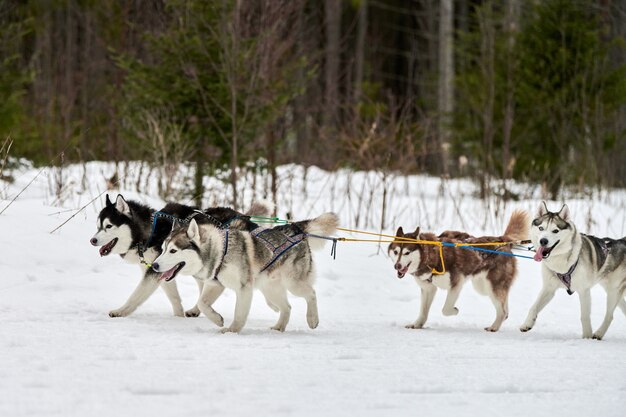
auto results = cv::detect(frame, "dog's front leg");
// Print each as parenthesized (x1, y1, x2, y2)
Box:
(520, 274, 559, 332)
(442, 281, 462, 316)
(185, 278, 206, 317)
(407, 281, 437, 329)
(197, 281, 225, 327)
(221, 282, 253, 333)
(109, 269, 160, 317)
(578, 289, 593, 338)
(159, 278, 185, 317)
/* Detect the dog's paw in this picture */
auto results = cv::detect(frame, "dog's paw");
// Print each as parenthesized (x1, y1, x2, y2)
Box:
(173, 309, 185, 318)
(442, 307, 459, 316)
(484, 326, 499, 332)
(270, 324, 286, 332)
(592, 333, 603, 341)
(220, 326, 241, 334)
(582, 332, 593, 339)
(185, 308, 201, 318)
(405, 323, 424, 329)
(108, 309, 129, 318)
(519, 324, 532, 332)
(307, 314, 319, 329)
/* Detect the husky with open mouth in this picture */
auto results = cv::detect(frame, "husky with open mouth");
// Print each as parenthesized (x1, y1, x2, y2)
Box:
(389, 210, 529, 331)
(520, 202, 626, 339)
(90, 194, 270, 318)
(152, 212, 339, 333)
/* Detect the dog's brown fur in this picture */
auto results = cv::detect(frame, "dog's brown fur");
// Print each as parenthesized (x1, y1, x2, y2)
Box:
(389, 210, 529, 331)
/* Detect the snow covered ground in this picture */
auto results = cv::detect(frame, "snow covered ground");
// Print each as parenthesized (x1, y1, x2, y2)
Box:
(1, 163, 625, 417)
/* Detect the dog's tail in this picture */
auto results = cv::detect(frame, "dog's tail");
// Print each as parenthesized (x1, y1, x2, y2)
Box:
(503, 209, 530, 242)
(245, 199, 274, 218)
(299, 212, 340, 251)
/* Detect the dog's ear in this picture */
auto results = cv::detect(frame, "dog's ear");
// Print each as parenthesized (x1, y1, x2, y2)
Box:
(187, 219, 200, 242)
(558, 204, 570, 221)
(115, 194, 131, 216)
(396, 226, 404, 237)
(413, 226, 420, 236)
(105, 194, 113, 207)
(537, 201, 549, 217)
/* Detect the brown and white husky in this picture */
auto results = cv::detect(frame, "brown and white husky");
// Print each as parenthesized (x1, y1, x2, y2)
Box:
(388, 210, 529, 331)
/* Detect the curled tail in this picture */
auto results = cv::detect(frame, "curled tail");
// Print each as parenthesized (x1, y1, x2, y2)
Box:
(503, 209, 529, 242)
(301, 212, 339, 251)
(245, 200, 274, 218)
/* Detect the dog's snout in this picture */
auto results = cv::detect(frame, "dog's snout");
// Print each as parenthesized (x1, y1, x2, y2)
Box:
(540, 238, 549, 246)
(394, 263, 402, 271)
(152, 262, 160, 272)
(90, 237, 98, 246)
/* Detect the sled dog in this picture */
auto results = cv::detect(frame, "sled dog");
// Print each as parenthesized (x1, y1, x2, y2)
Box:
(389, 210, 529, 331)
(520, 202, 626, 339)
(90, 194, 270, 318)
(152, 212, 339, 333)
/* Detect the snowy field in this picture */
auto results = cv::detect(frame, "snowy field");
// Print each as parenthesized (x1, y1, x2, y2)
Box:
(1, 163, 625, 417)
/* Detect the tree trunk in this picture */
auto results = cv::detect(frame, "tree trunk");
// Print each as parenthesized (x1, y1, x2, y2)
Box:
(353, 0, 367, 105)
(438, 0, 454, 176)
(324, 0, 341, 130)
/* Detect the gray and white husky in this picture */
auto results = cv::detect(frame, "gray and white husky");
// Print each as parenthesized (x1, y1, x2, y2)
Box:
(152, 212, 339, 333)
(521, 202, 626, 339)
(90, 194, 270, 318)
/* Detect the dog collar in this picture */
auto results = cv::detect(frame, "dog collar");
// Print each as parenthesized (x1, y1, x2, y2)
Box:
(555, 259, 579, 295)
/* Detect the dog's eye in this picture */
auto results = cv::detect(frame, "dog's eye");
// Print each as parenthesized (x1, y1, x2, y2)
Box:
(169, 249, 177, 254)
(105, 224, 112, 229)
(552, 229, 559, 234)
(538, 226, 544, 231)
(403, 251, 410, 256)
(393, 249, 399, 255)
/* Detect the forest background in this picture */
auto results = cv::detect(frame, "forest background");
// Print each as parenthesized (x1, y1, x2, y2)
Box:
(1, 0, 625, 208)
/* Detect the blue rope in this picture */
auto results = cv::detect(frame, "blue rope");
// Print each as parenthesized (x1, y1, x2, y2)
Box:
(440, 241, 535, 260)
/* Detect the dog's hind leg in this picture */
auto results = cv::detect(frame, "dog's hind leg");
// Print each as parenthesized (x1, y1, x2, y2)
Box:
(197, 282, 225, 327)
(593, 287, 625, 340)
(221, 283, 253, 333)
(160, 279, 185, 317)
(185, 278, 205, 317)
(407, 281, 436, 329)
(109, 269, 160, 317)
(520, 275, 559, 332)
(286, 280, 319, 329)
(618, 297, 626, 316)
(262, 284, 292, 332)
(485, 290, 507, 332)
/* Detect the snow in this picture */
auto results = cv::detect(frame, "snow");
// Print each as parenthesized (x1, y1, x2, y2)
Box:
(1, 163, 625, 417)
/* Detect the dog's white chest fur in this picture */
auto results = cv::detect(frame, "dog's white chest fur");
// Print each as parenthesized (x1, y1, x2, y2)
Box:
(431, 273, 452, 290)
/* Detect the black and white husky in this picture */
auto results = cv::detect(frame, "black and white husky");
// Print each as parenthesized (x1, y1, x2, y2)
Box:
(90, 194, 270, 318)
(521, 202, 626, 339)
(152, 213, 339, 333)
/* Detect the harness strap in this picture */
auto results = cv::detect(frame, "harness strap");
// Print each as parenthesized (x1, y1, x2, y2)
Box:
(555, 259, 579, 295)
(251, 227, 306, 272)
(213, 229, 229, 280)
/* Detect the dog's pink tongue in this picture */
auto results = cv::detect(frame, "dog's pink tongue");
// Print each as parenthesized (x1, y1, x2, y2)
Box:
(159, 266, 177, 281)
(534, 247, 545, 262)
(99, 244, 111, 257)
